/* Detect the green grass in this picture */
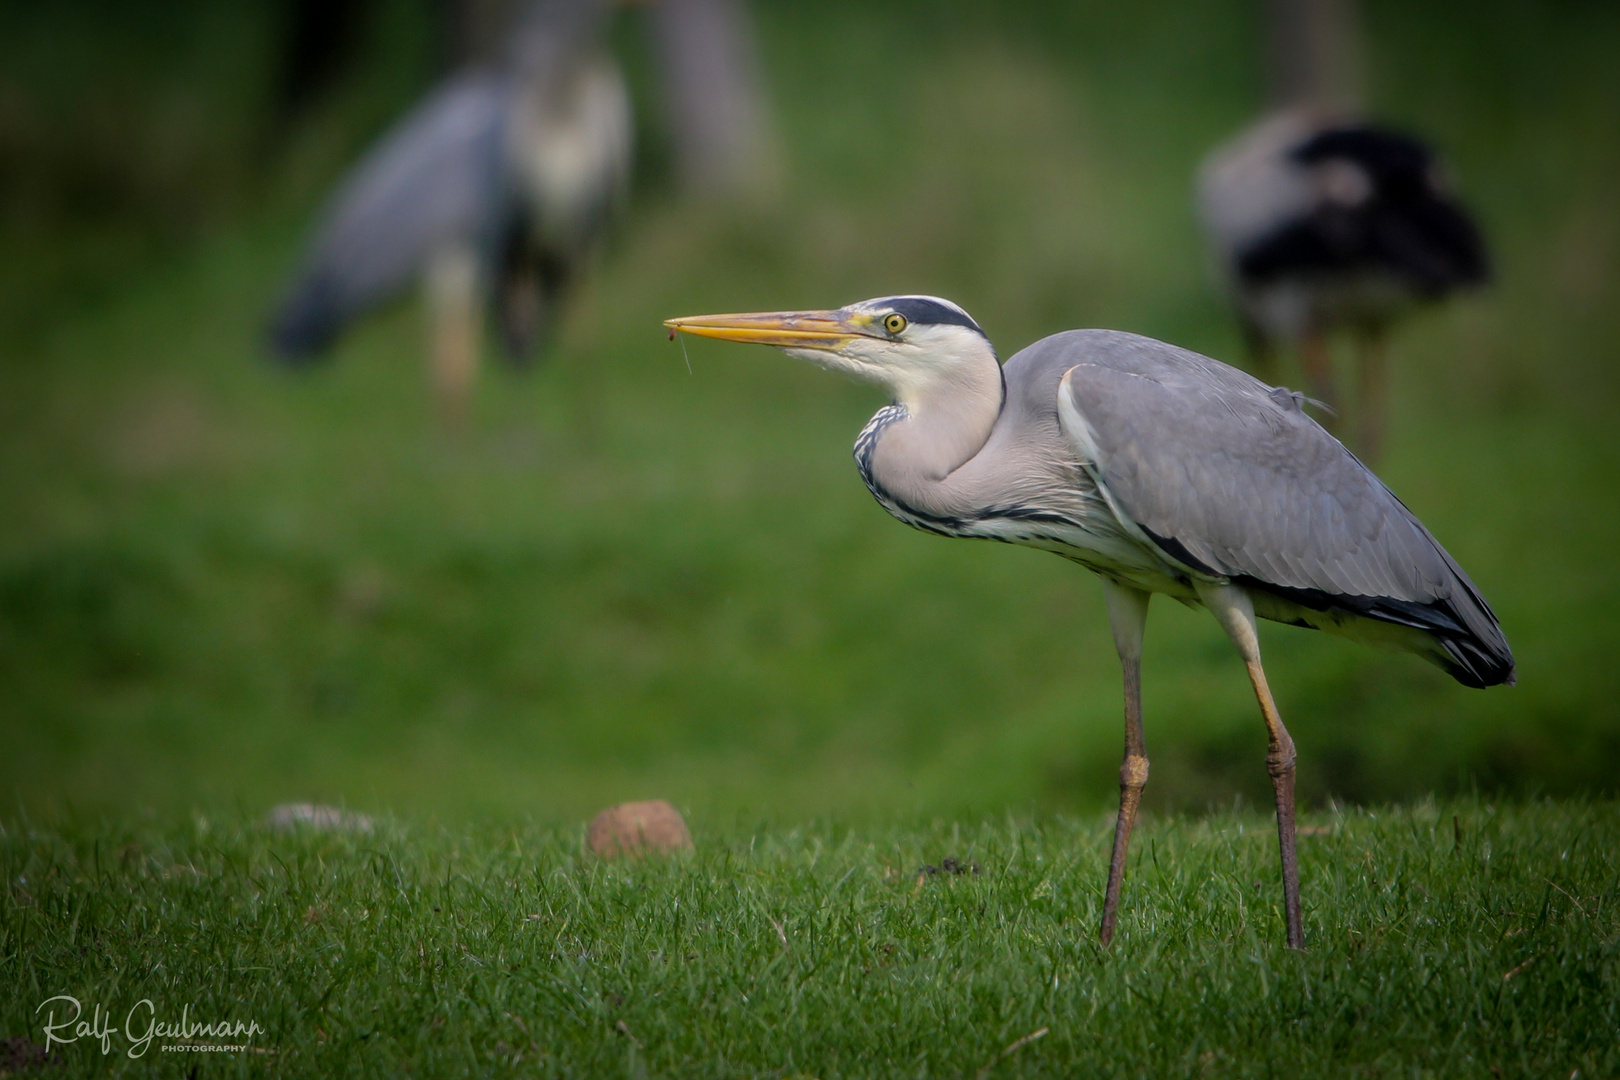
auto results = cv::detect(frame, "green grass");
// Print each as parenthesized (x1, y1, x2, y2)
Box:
(4, 799, 1617, 1076)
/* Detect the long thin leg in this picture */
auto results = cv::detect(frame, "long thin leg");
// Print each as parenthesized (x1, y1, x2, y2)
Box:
(1099, 580, 1150, 947)
(1298, 330, 1339, 434)
(1195, 581, 1304, 950)
(1354, 329, 1388, 464)
(425, 244, 483, 428)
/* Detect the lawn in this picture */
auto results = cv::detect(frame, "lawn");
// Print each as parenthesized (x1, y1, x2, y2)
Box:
(4, 800, 1616, 1076)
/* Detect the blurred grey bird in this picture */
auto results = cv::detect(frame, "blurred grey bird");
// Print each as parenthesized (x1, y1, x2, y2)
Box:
(667, 296, 1514, 949)
(267, 0, 631, 423)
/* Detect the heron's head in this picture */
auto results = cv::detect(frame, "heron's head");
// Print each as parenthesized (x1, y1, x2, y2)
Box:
(665, 296, 997, 410)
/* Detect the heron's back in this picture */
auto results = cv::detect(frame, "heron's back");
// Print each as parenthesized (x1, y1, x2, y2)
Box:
(1038, 329, 1513, 688)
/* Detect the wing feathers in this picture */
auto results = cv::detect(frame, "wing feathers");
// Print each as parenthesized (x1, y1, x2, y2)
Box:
(268, 73, 511, 361)
(1051, 330, 1513, 687)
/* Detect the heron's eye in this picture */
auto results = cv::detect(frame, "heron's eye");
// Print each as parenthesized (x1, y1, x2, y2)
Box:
(883, 313, 908, 335)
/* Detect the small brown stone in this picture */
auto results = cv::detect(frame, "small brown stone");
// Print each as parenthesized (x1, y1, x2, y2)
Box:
(587, 800, 693, 859)
(1, 1036, 51, 1073)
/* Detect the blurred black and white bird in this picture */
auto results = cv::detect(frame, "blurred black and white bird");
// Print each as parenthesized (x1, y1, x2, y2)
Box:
(1198, 109, 1489, 459)
(267, 0, 631, 422)
(1197, 0, 1489, 461)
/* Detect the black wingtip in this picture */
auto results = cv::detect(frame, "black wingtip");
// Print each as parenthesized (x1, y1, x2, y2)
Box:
(265, 319, 336, 367)
(264, 275, 343, 366)
(1438, 635, 1516, 690)
(1393, 197, 1492, 295)
(1240, 578, 1515, 690)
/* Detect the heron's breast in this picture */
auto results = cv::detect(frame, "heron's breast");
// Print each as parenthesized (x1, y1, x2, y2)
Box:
(509, 62, 631, 242)
(855, 412, 1183, 591)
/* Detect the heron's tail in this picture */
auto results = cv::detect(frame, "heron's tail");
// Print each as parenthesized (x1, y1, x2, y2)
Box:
(1278, 583, 1515, 689)
(1430, 592, 1515, 689)
(1383, 195, 1492, 296)
(1398, 573, 1515, 689)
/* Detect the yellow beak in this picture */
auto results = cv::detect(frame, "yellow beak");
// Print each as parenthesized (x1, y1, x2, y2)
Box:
(663, 310, 858, 350)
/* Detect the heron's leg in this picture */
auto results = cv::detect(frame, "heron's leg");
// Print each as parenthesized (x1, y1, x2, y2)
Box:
(1354, 329, 1388, 464)
(1298, 330, 1339, 432)
(1099, 580, 1150, 947)
(425, 245, 483, 427)
(1195, 581, 1304, 950)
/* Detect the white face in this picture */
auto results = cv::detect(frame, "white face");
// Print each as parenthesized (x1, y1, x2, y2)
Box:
(782, 297, 996, 404)
(665, 294, 998, 409)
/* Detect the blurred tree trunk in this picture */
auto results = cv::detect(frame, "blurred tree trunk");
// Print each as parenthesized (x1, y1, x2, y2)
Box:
(645, 0, 777, 196)
(277, 0, 373, 117)
(441, 0, 525, 67)
(1267, 0, 1363, 109)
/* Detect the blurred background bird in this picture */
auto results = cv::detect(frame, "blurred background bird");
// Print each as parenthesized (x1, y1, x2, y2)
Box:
(1197, 0, 1489, 461)
(264, 0, 772, 426)
(266, 0, 632, 425)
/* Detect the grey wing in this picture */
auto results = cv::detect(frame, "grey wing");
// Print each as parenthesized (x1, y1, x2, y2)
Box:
(1054, 332, 1513, 688)
(267, 72, 513, 361)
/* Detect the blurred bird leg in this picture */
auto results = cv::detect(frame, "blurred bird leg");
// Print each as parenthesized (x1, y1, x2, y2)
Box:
(1197, 580, 1304, 950)
(1100, 580, 1151, 947)
(426, 244, 483, 427)
(1355, 329, 1388, 463)
(1298, 330, 1339, 431)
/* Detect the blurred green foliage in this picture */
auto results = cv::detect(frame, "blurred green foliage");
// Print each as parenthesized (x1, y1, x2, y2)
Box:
(0, 0, 1617, 821)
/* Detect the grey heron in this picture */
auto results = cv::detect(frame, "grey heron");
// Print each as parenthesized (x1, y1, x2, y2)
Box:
(1198, 109, 1490, 460)
(267, 0, 631, 423)
(666, 295, 1514, 948)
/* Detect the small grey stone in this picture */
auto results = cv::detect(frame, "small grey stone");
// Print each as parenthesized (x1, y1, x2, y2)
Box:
(264, 803, 373, 833)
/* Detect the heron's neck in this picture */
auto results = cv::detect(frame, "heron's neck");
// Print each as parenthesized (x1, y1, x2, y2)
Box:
(861, 353, 1004, 520)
